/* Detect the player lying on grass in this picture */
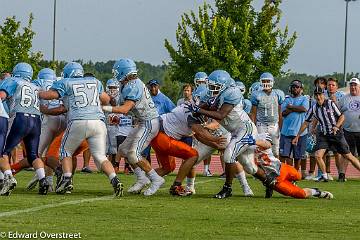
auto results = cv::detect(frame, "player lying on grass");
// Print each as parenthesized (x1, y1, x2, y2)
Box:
(236, 133, 333, 199)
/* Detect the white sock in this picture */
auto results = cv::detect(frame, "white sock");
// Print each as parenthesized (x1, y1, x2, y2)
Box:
(146, 169, 161, 181)
(36, 168, 46, 180)
(204, 164, 209, 172)
(108, 172, 116, 181)
(0, 171, 4, 180)
(186, 177, 195, 187)
(311, 188, 320, 196)
(63, 172, 72, 178)
(4, 169, 13, 176)
(134, 167, 145, 178)
(322, 173, 328, 179)
(46, 175, 53, 183)
(235, 171, 249, 188)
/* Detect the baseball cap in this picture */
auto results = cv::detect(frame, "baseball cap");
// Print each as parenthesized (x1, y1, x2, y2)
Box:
(290, 80, 302, 88)
(148, 79, 160, 86)
(313, 85, 325, 94)
(349, 78, 360, 85)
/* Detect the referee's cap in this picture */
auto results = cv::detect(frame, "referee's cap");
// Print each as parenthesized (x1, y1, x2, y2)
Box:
(313, 85, 324, 94)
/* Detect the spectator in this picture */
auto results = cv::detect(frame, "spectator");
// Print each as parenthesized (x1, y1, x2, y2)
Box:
(338, 77, 360, 181)
(148, 79, 176, 115)
(292, 86, 360, 182)
(177, 84, 193, 106)
(323, 78, 345, 180)
(280, 80, 309, 177)
(143, 79, 176, 163)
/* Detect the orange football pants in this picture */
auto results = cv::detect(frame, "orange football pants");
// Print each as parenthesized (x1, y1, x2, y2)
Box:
(274, 164, 306, 199)
(46, 131, 89, 159)
(150, 132, 198, 172)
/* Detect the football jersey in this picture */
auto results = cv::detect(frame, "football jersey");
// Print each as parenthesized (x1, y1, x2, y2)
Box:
(0, 77, 41, 116)
(50, 77, 105, 121)
(118, 78, 158, 121)
(252, 133, 281, 176)
(251, 89, 285, 124)
(33, 78, 62, 109)
(214, 86, 252, 133)
(0, 100, 9, 118)
(161, 104, 195, 140)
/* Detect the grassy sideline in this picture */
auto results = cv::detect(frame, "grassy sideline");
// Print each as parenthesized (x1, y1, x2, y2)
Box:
(0, 172, 359, 240)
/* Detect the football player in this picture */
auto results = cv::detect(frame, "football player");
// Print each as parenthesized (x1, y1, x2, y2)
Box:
(185, 70, 275, 199)
(250, 72, 285, 157)
(38, 62, 123, 196)
(103, 58, 165, 196)
(0, 63, 49, 195)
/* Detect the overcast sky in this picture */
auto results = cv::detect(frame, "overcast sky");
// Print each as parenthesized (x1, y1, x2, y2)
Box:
(1, 0, 359, 75)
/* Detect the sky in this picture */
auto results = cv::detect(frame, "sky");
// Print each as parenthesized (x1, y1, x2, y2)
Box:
(1, 0, 360, 75)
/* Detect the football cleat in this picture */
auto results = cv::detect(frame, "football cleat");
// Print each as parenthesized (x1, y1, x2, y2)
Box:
(203, 169, 213, 177)
(111, 177, 124, 197)
(315, 176, 328, 182)
(127, 177, 150, 194)
(56, 176, 73, 194)
(265, 186, 273, 198)
(0, 175, 17, 196)
(337, 173, 347, 182)
(185, 185, 196, 195)
(312, 188, 333, 199)
(26, 174, 39, 191)
(38, 178, 50, 195)
(143, 177, 165, 196)
(214, 185, 232, 199)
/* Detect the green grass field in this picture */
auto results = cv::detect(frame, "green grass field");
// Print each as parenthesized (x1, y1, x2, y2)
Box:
(1, 172, 360, 240)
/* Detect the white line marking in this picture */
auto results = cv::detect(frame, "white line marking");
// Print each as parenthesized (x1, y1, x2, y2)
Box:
(0, 178, 217, 217)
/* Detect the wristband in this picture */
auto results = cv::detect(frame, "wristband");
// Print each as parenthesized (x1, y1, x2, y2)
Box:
(102, 106, 113, 112)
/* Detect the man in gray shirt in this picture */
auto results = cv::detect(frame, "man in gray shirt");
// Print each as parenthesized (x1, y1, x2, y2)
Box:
(338, 78, 360, 181)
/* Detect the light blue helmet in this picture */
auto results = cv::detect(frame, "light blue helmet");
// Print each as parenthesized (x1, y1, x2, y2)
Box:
(62, 62, 84, 78)
(194, 72, 208, 87)
(37, 68, 56, 80)
(259, 72, 274, 90)
(235, 81, 246, 95)
(12, 62, 33, 81)
(192, 84, 209, 104)
(207, 70, 231, 97)
(248, 82, 262, 98)
(106, 79, 119, 97)
(112, 58, 137, 82)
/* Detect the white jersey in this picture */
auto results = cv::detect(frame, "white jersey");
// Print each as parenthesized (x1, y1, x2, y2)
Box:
(252, 133, 281, 176)
(118, 78, 159, 121)
(161, 105, 194, 140)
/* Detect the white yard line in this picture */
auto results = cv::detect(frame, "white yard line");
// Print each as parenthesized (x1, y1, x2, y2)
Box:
(0, 178, 218, 217)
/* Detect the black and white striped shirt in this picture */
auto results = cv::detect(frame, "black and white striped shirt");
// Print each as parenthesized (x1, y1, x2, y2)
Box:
(305, 99, 342, 135)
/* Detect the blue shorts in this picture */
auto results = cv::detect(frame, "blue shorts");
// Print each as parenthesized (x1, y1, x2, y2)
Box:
(180, 136, 193, 147)
(4, 113, 41, 162)
(279, 134, 307, 160)
(0, 116, 8, 157)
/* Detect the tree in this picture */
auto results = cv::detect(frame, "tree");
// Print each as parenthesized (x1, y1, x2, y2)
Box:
(164, 0, 296, 88)
(0, 14, 42, 74)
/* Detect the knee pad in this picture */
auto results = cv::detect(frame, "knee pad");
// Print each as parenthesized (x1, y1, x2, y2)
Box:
(127, 150, 139, 165)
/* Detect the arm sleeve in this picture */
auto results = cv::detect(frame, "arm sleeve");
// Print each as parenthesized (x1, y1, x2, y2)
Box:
(50, 79, 67, 98)
(250, 92, 258, 106)
(305, 106, 314, 122)
(122, 83, 142, 101)
(331, 100, 342, 117)
(0, 79, 17, 97)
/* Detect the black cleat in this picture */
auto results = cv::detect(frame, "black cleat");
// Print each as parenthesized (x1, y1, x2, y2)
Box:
(263, 172, 278, 188)
(111, 177, 124, 197)
(214, 185, 232, 199)
(38, 178, 50, 195)
(265, 186, 273, 198)
(56, 176, 73, 194)
(337, 173, 347, 182)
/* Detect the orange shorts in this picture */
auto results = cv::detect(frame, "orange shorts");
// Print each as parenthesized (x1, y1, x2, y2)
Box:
(274, 164, 306, 199)
(151, 132, 198, 172)
(46, 132, 89, 159)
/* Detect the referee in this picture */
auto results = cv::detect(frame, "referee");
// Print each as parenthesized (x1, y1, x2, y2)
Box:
(292, 86, 360, 181)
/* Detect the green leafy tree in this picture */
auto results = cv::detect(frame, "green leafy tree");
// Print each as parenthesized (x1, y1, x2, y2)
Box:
(165, 0, 296, 88)
(0, 14, 42, 74)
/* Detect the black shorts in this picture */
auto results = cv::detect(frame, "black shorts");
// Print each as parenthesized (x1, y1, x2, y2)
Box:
(344, 130, 360, 157)
(316, 131, 350, 155)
